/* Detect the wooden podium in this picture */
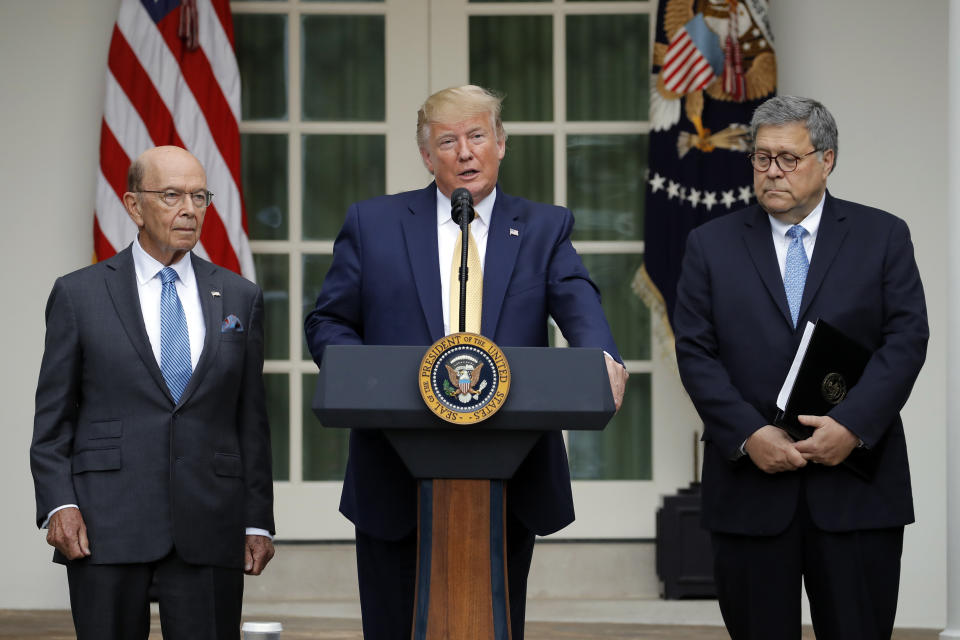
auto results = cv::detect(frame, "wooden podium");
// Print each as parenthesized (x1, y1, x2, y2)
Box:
(313, 345, 615, 640)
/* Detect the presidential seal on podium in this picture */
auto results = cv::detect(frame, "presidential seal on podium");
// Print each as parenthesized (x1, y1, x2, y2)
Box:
(419, 333, 511, 425)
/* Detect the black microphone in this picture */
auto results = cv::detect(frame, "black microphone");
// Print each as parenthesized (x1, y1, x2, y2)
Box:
(450, 187, 475, 225)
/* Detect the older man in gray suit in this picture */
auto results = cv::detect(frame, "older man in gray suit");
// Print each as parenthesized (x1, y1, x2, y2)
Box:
(31, 146, 275, 640)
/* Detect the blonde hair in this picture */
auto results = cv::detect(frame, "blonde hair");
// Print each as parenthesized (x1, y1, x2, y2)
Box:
(416, 85, 506, 148)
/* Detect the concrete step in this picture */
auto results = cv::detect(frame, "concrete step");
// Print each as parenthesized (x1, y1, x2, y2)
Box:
(245, 540, 662, 603)
(242, 540, 723, 626)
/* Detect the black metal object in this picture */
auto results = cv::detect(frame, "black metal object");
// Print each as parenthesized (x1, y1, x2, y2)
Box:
(655, 482, 717, 599)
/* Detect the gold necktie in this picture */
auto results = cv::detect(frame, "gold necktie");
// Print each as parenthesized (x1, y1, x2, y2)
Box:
(449, 226, 483, 334)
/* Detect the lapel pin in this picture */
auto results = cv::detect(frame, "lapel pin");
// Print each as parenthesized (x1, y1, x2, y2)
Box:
(211, 291, 221, 297)
(509, 228, 519, 237)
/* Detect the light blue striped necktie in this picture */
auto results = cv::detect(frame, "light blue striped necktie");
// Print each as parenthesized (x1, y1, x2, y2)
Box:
(159, 267, 192, 402)
(784, 225, 809, 328)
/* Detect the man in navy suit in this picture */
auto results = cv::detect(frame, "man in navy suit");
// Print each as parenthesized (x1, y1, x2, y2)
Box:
(31, 146, 275, 639)
(305, 85, 628, 640)
(674, 96, 928, 639)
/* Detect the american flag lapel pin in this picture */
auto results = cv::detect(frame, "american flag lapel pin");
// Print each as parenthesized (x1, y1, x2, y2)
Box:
(211, 291, 221, 297)
(509, 228, 519, 237)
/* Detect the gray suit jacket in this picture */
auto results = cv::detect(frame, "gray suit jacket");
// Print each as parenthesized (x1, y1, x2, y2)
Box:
(31, 246, 275, 568)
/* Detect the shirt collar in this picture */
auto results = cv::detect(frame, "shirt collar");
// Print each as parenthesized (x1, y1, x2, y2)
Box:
(132, 236, 195, 287)
(435, 187, 496, 229)
(767, 191, 826, 239)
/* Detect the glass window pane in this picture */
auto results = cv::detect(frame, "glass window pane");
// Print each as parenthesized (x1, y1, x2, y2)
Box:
(234, 14, 287, 120)
(302, 16, 384, 121)
(302, 134, 385, 240)
(579, 253, 650, 361)
(500, 135, 553, 204)
(302, 373, 350, 481)
(264, 373, 289, 482)
(469, 16, 552, 121)
(567, 134, 647, 241)
(242, 134, 288, 241)
(252, 253, 289, 361)
(302, 254, 335, 361)
(568, 373, 651, 480)
(566, 14, 648, 121)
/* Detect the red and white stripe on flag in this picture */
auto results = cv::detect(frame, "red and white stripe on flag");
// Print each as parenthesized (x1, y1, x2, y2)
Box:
(95, 0, 254, 280)
(662, 28, 716, 95)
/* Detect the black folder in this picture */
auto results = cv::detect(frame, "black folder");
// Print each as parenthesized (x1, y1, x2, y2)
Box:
(774, 319, 878, 479)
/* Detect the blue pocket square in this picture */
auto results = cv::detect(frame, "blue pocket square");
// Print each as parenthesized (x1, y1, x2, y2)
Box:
(221, 314, 244, 333)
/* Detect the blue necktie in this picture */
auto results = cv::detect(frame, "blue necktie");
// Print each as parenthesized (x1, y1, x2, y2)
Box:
(784, 225, 809, 328)
(159, 267, 192, 402)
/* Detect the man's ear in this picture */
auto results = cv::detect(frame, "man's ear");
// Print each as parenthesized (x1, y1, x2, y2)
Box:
(821, 148, 836, 176)
(122, 192, 144, 227)
(419, 146, 435, 174)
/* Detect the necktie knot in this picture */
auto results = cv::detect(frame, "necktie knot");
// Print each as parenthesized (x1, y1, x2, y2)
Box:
(787, 225, 806, 241)
(160, 267, 178, 286)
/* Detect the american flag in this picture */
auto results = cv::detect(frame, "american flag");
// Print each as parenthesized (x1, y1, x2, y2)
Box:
(661, 14, 724, 96)
(95, 0, 254, 279)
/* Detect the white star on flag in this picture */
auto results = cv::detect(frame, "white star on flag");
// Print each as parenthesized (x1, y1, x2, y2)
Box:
(721, 190, 736, 209)
(703, 191, 718, 211)
(666, 180, 680, 200)
(649, 172, 666, 193)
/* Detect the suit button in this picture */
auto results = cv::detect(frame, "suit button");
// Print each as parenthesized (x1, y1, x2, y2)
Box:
(176, 457, 184, 463)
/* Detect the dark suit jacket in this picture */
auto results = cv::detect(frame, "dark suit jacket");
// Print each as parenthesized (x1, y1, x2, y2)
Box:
(31, 246, 275, 568)
(304, 183, 621, 541)
(674, 193, 928, 536)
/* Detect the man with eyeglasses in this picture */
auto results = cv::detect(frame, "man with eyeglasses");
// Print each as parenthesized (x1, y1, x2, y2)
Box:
(674, 97, 928, 639)
(30, 145, 275, 639)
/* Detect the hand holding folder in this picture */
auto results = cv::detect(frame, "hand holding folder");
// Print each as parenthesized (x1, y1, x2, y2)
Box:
(774, 319, 878, 479)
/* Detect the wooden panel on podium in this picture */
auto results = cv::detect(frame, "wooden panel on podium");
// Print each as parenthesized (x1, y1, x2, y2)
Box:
(414, 479, 511, 640)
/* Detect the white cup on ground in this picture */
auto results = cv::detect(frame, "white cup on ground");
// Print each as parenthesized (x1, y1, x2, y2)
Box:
(241, 621, 283, 639)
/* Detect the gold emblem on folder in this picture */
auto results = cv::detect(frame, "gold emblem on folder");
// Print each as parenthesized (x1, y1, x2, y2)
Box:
(821, 372, 848, 405)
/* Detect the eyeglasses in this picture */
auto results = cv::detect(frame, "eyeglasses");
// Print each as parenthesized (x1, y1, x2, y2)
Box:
(747, 149, 819, 173)
(137, 189, 214, 208)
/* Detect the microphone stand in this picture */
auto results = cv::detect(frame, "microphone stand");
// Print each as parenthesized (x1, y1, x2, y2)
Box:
(451, 188, 474, 334)
(458, 206, 470, 333)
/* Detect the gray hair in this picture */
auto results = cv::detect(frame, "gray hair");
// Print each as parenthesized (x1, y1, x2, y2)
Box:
(750, 96, 838, 172)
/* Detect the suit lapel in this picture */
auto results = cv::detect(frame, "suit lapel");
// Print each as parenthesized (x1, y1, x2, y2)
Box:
(798, 193, 847, 323)
(103, 246, 172, 401)
(742, 206, 794, 328)
(178, 255, 223, 407)
(400, 184, 445, 341)
(482, 187, 523, 339)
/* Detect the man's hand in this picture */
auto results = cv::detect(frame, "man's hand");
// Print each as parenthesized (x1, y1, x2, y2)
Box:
(793, 415, 859, 466)
(605, 353, 628, 412)
(46, 507, 91, 560)
(744, 425, 808, 474)
(244, 534, 275, 576)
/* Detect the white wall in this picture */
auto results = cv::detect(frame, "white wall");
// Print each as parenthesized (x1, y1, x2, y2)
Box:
(0, 0, 951, 627)
(0, 0, 120, 608)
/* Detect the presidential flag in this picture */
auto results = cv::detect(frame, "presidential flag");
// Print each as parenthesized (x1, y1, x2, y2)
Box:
(635, 0, 775, 332)
(94, 0, 254, 279)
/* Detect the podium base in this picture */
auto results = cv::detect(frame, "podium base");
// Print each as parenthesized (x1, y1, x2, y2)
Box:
(413, 479, 511, 640)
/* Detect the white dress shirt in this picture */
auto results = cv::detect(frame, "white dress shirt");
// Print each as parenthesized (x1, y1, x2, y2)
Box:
(437, 189, 495, 336)
(132, 237, 205, 369)
(768, 192, 825, 280)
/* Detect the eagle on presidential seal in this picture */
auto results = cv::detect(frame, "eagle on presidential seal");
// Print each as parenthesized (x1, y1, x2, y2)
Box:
(445, 361, 484, 400)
